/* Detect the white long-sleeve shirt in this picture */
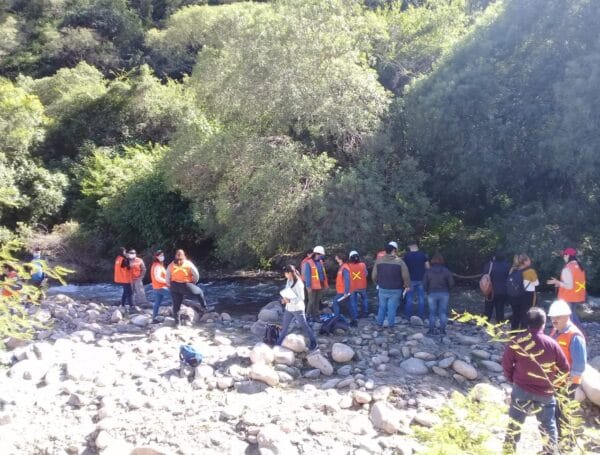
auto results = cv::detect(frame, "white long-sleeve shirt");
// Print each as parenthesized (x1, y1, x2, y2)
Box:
(284, 278, 306, 312)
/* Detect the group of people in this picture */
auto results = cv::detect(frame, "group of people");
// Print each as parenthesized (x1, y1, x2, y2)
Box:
(483, 248, 587, 331)
(113, 248, 211, 326)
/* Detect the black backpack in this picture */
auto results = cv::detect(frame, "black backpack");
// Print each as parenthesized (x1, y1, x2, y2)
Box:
(263, 324, 280, 346)
(506, 268, 525, 297)
(319, 315, 349, 335)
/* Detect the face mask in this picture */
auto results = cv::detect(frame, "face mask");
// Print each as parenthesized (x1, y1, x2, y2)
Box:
(157, 255, 165, 262)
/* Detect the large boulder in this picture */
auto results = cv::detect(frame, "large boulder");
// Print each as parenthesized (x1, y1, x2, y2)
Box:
(369, 401, 408, 434)
(250, 343, 275, 365)
(251, 320, 268, 338)
(331, 343, 355, 363)
(258, 301, 284, 323)
(400, 358, 429, 375)
(479, 360, 503, 373)
(249, 364, 279, 387)
(130, 314, 151, 327)
(452, 360, 478, 380)
(581, 366, 600, 407)
(306, 351, 334, 376)
(281, 334, 307, 353)
(272, 346, 295, 366)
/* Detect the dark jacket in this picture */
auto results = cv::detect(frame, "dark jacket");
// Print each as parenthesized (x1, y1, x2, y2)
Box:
(423, 264, 454, 293)
(482, 259, 511, 295)
(502, 329, 569, 396)
(372, 254, 410, 290)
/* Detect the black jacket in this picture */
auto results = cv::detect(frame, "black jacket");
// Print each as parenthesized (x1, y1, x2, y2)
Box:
(482, 260, 511, 295)
(423, 264, 454, 293)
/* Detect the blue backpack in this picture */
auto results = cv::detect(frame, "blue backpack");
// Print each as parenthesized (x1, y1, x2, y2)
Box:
(179, 345, 203, 367)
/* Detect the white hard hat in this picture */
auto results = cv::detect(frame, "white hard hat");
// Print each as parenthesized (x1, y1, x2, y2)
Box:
(388, 241, 398, 250)
(313, 245, 325, 255)
(349, 250, 359, 258)
(548, 300, 572, 317)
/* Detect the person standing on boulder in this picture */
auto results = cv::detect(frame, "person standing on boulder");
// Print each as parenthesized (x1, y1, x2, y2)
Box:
(166, 249, 209, 327)
(348, 250, 369, 318)
(372, 242, 410, 329)
(332, 253, 357, 326)
(423, 253, 454, 335)
(302, 246, 328, 321)
(277, 265, 318, 351)
(403, 240, 430, 321)
(547, 248, 586, 330)
(128, 249, 147, 308)
(548, 300, 587, 443)
(114, 247, 133, 313)
(502, 307, 569, 455)
(151, 250, 170, 323)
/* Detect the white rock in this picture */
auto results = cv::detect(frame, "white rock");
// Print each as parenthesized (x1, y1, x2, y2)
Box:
(110, 310, 123, 323)
(250, 343, 275, 365)
(306, 352, 334, 376)
(369, 401, 407, 434)
(217, 377, 234, 390)
(249, 363, 280, 387)
(130, 314, 151, 327)
(452, 360, 478, 380)
(8, 359, 50, 383)
(33, 309, 52, 323)
(195, 365, 214, 379)
(96, 431, 115, 450)
(87, 309, 100, 322)
(372, 386, 391, 401)
(281, 334, 307, 353)
(331, 343, 355, 363)
(353, 391, 372, 404)
(257, 424, 298, 455)
(413, 351, 436, 361)
(272, 346, 295, 366)
(347, 415, 373, 435)
(413, 412, 441, 427)
(400, 358, 429, 375)
(469, 383, 505, 405)
(581, 366, 600, 407)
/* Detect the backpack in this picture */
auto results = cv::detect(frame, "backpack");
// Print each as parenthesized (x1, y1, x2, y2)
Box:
(179, 344, 203, 367)
(263, 324, 280, 346)
(506, 268, 525, 298)
(319, 314, 349, 335)
(479, 262, 493, 299)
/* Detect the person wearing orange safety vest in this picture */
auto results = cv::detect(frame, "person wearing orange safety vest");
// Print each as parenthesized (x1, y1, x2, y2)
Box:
(547, 247, 586, 329)
(547, 299, 587, 442)
(114, 247, 133, 311)
(127, 249, 147, 307)
(166, 249, 209, 327)
(151, 250, 170, 323)
(348, 250, 369, 318)
(1, 263, 22, 298)
(302, 245, 329, 320)
(332, 253, 357, 326)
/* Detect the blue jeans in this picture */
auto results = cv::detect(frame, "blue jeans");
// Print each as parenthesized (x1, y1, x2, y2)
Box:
(427, 291, 449, 331)
(152, 288, 171, 319)
(333, 293, 358, 321)
(120, 283, 132, 307)
(405, 280, 425, 319)
(353, 289, 368, 315)
(505, 384, 558, 455)
(277, 310, 317, 350)
(376, 288, 402, 328)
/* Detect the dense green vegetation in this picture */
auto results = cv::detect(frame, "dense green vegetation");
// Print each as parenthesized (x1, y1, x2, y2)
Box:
(1, 0, 600, 286)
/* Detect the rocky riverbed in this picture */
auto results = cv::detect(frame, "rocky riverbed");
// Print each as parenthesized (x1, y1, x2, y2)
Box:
(1, 295, 600, 455)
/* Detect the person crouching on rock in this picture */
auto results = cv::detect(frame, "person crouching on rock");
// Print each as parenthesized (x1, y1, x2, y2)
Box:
(166, 249, 209, 327)
(277, 265, 318, 352)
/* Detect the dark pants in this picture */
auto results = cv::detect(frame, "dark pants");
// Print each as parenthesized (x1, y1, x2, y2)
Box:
(504, 384, 558, 455)
(170, 281, 207, 318)
(484, 293, 507, 323)
(306, 288, 323, 319)
(276, 310, 317, 350)
(120, 283, 133, 307)
(510, 292, 535, 330)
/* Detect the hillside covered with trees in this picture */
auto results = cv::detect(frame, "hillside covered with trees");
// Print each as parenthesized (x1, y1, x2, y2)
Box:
(1, 0, 599, 285)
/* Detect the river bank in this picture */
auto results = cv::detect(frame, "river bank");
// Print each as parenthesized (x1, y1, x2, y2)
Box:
(1, 292, 600, 454)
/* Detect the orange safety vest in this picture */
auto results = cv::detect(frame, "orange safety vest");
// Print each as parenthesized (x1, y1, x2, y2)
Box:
(2, 270, 20, 297)
(551, 325, 585, 384)
(129, 257, 145, 280)
(168, 260, 195, 283)
(557, 261, 586, 303)
(114, 256, 131, 284)
(306, 259, 328, 290)
(151, 263, 168, 290)
(336, 263, 351, 294)
(348, 262, 367, 291)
